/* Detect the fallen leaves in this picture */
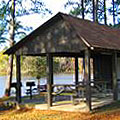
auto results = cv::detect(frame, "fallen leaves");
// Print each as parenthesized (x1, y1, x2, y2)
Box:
(0, 108, 120, 120)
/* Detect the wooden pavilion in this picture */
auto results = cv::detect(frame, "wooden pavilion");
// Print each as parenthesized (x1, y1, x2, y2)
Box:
(4, 12, 120, 111)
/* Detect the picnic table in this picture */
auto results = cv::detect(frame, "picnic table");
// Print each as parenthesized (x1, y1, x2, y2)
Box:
(26, 82, 35, 99)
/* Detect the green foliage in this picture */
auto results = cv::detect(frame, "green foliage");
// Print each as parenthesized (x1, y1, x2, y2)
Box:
(0, 53, 74, 77)
(65, 0, 120, 26)
(108, 0, 120, 26)
(53, 58, 60, 73)
(21, 56, 46, 78)
(34, 57, 47, 79)
(55, 57, 73, 74)
(0, 0, 51, 46)
(65, 0, 92, 17)
(21, 57, 73, 78)
(0, 51, 9, 75)
(65, 0, 106, 22)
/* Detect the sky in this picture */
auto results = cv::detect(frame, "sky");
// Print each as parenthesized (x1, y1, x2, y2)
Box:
(19, 0, 113, 31)
(19, 0, 69, 30)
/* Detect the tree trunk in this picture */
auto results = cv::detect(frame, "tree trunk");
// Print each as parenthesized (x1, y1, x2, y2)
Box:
(81, 0, 85, 19)
(37, 78, 40, 93)
(93, 0, 98, 22)
(112, 0, 115, 25)
(5, 0, 15, 96)
(5, 54, 14, 96)
(104, 0, 107, 25)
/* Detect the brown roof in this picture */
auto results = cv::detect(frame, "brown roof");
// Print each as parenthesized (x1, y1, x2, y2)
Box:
(4, 12, 120, 55)
(63, 14, 120, 50)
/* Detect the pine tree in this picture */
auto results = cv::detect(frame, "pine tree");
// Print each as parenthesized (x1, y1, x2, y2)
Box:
(112, 0, 115, 25)
(104, 0, 107, 25)
(0, 0, 51, 96)
(92, 0, 98, 22)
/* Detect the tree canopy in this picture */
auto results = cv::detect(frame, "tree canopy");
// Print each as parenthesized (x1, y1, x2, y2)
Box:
(65, 0, 120, 27)
(0, 0, 51, 46)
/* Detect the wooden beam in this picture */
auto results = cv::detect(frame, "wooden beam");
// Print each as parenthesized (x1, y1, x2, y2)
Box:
(52, 52, 84, 57)
(83, 57, 85, 83)
(75, 57, 79, 93)
(46, 53, 53, 109)
(20, 52, 84, 58)
(16, 55, 21, 103)
(85, 49, 92, 111)
(112, 52, 118, 101)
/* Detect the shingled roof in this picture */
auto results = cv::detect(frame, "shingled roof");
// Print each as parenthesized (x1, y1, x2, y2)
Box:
(63, 14, 120, 50)
(4, 12, 120, 55)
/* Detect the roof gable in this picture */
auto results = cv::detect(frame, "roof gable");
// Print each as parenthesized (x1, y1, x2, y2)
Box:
(4, 12, 64, 55)
(4, 12, 120, 55)
(15, 20, 86, 55)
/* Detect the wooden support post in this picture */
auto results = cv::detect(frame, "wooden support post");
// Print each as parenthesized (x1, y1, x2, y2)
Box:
(75, 57, 79, 94)
(83, 57, 85, 83)
(16, 55, 21, 103)
(85, 49, 92, 111)
(46, 53, 53, 109)
(93, 56, 96, 80)
(112, 52, 118, 101)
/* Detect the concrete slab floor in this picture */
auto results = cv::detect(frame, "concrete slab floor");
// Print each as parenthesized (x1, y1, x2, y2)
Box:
(35, 97, 113, 112)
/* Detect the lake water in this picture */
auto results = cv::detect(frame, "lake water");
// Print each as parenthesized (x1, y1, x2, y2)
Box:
(0, 74, 84, 98)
